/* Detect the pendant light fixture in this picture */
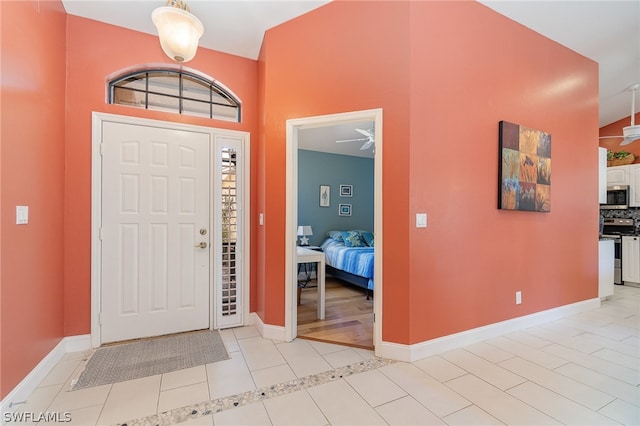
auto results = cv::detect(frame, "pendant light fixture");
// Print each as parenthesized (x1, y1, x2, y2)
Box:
(152, 0, 204, 63)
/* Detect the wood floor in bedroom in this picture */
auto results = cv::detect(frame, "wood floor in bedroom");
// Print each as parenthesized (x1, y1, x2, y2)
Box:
(297, 277, 374, 349)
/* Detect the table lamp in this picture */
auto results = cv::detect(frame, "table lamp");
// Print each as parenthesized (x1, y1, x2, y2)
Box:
(297, 225, 313, 246)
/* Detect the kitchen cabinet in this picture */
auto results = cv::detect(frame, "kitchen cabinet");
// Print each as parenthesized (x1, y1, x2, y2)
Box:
(599, 147, 607, 203)
(629, 164, 640, 207)
(598, 239, 614, 298)
(622, 235, 640, 284)
(606, 163, 640, 206)
(606, 165, 629, 186)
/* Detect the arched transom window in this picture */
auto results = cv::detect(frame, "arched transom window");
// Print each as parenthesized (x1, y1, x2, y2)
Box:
(108, 69, 241, 122)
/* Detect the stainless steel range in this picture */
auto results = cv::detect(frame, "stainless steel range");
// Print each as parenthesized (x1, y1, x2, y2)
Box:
(601, 218, 635, 285)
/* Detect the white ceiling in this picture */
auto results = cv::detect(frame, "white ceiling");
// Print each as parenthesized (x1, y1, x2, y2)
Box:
(479, 0, 640, 128)
(298, 121, 375, 159)
(61, 0, 331, 60)
(61, 0, 639, 155)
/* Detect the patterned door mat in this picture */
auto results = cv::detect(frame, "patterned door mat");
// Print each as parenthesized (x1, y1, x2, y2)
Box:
(73, 330, 229, 390)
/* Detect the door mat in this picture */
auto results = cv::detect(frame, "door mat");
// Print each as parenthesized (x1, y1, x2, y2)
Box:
(72, 330, 229, 390)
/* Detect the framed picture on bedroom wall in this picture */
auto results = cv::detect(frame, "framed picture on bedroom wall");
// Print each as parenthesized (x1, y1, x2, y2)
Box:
(338, 204, 352, 216)
(319, 185, 330, 207)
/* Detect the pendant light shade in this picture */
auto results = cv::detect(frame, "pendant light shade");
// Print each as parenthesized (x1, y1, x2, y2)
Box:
(152, 1, 204, 63)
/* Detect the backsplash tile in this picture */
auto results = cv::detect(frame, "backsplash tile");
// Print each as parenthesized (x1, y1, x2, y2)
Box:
(601, 208, 640, 234)
(601, 208, 640, 221)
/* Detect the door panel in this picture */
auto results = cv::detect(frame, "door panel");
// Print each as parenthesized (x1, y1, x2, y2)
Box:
(149, 223, 168, 311)
(101, 122, 210, 343)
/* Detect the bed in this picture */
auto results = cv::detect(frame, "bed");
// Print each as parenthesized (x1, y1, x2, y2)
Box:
(320, 231, 374, 298)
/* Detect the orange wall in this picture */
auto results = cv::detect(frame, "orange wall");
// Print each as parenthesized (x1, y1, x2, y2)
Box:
(407, 2, 599, 343)
(1, 0, 3, 397)
(260, 1, 599, 343)
(0, 0, 67, 399)
(600, 113, 640, 162)
(64, 16, 258, 335)
(255, 47, 267, 319)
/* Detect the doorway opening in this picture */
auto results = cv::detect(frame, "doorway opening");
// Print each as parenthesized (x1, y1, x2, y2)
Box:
(284, 109, 383, 353)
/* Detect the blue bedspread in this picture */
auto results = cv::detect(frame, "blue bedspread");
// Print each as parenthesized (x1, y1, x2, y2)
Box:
(320, 238, 374, 290)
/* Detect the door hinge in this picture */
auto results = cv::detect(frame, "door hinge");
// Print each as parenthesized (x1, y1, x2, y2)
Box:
(100, 143, 104, 156)
(373, 313, 375, 322)
(99, 227, 103, 240)
(98, 313, 102, 325)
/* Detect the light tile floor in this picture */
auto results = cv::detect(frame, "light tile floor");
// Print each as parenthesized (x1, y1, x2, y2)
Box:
(5, 285, 639, 425)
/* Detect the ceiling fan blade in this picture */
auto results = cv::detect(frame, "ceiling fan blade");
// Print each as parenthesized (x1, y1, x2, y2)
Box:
(360, 139, 374, 150)
(355, 128, 372, 138)
(599, 136, 624, 139)
(336, 137, 367, 143)
(620, 135, 640, 146)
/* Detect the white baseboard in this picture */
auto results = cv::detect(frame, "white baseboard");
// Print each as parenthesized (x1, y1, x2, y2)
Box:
(0, 334, 91, 414)
(64, 334, 92, 353)
(377, 298, 601, 362)
(251, 313, 287, 342)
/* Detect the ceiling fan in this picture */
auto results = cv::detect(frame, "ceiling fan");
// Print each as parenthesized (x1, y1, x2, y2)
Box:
(600, 83, 640, 146)
(336, 128, 375, 150)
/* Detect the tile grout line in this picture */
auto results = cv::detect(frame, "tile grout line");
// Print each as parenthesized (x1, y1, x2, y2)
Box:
(115, 357, 396, 426)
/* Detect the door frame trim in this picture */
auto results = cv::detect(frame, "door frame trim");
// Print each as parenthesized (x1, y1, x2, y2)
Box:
(91, 112, 250, 347)
(285, 108, 383, 352)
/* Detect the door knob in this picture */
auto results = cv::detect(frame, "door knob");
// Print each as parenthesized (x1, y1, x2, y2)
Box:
(195, 242, 208, 248)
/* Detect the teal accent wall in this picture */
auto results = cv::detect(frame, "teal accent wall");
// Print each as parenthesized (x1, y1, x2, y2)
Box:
(298, 150, 374, 246)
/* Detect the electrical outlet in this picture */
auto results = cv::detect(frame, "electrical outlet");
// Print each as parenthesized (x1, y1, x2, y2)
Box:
(515, 291, 522, 305)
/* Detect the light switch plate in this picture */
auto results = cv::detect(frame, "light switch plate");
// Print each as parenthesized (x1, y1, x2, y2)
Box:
(16, 206, 29, 225)
(416, 213, 427, 228)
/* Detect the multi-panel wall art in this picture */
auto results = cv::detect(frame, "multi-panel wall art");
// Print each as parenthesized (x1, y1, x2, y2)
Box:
(498, 121, 551, 212)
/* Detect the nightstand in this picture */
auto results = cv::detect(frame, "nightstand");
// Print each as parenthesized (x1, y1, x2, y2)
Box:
(297, 246, 322, 281)
(296, 246, 326, 319)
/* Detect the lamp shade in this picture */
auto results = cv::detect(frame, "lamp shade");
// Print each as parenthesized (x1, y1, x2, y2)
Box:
(297, 226, 313, 236)
(152, 5, 204, 63)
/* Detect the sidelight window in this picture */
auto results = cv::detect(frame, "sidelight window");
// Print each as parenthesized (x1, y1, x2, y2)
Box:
(220, 148, 238, 317)
(215, 138, 246, 329)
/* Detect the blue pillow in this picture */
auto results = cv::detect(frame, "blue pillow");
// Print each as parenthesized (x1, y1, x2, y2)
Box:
(341, 230, 366, 247)
(327, 230, 344, 242)
(361, 231, 374, 247)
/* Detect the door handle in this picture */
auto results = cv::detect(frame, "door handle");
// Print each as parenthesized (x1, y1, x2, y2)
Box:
(195, 242, 208, 248)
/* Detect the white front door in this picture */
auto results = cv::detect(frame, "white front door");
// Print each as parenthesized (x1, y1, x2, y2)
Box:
(100, 121, 210, 343)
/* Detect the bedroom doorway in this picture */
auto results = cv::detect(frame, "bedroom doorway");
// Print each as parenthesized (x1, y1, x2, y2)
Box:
(285, 109, 383, 353)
